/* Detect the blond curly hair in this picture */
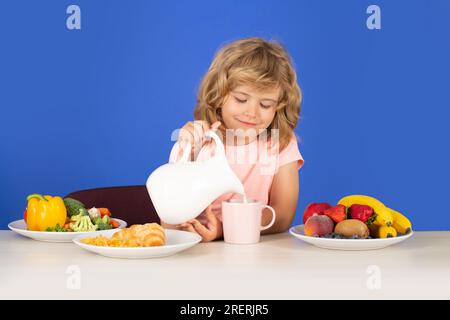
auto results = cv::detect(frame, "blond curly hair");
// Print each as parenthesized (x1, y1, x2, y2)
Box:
(194, 37, 302, 152)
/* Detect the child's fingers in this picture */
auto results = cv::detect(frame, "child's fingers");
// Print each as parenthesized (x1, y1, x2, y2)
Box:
(190, 219, 212, 238)
(197, 120, 219, 135)
(210, 203, 223, 213)
(178, 121, 205, 147)
(205, 205, 217, 219)
(180, 223, 197, 234)
(211, 121, 221, 131)
(203, 206, 221, 233)
(192, 121, 208, 144)
(204, 121, 221, 142)
(178, 125, 195, 145)
(194, 120, 220, 153)
(180, 120, 219, 144)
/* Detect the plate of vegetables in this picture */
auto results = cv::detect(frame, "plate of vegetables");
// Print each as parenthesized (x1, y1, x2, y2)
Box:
(8, 194, 127, 242)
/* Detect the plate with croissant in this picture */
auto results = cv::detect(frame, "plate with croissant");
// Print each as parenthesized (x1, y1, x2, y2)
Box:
(73, 223, 202, 259)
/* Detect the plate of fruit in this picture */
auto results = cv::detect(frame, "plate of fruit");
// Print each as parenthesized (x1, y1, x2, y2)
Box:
(290, 195, 413, 250)
(8, 194, 127, 243)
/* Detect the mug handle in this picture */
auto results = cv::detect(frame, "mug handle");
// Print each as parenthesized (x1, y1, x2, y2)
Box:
(260, 205, 276, 231)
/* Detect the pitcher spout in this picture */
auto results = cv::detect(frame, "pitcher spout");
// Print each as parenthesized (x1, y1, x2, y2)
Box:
(229, 175, 245, 196)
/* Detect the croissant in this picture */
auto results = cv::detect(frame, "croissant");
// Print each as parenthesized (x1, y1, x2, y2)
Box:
(82, 223, 166, 247)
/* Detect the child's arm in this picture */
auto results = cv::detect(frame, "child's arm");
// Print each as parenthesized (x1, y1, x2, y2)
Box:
(261, 161, 300, 235)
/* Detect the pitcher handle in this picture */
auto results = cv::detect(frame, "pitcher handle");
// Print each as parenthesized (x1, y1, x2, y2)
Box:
(168, 140, 192, 163)
(204, 130, 225, 158)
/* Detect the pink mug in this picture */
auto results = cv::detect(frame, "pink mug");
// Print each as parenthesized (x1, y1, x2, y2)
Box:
(222, 199, 276, 244)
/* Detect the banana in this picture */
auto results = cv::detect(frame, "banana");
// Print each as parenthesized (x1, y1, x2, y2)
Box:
(389, 208, 412, 234)
(338, 195, 393, 227)
(369, 224, 397, 238)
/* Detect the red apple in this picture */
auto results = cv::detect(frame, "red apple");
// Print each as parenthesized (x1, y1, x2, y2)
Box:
(302, 202, 332, 224)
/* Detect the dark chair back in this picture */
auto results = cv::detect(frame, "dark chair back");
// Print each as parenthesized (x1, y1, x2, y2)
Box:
(64, 185, 159, 226)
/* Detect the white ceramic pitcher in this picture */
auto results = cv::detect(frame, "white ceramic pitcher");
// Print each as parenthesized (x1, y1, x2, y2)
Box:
(146, 131, 245, 224)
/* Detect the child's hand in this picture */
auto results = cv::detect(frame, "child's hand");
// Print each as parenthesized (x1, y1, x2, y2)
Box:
(178, 120, 221, 160)
(180, 204, 222, 242)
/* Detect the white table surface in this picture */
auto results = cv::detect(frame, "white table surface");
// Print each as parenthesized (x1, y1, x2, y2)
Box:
(1, 230, 449, 299)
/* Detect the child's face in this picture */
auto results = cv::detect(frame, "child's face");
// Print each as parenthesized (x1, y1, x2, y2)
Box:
(221, 84, 280, 142)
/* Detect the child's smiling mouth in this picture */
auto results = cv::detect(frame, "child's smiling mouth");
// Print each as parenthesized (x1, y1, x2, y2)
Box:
(236, 118, 258, 126)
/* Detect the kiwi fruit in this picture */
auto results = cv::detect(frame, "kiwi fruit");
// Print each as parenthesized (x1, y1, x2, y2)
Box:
(335, 219, 369, 239)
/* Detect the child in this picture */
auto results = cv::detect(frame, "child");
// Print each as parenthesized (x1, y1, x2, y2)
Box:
(163, 37, 303, 242)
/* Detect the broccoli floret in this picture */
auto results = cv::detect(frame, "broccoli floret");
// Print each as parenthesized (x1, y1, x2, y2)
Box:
(64, 198, 86, 217)
(70, 215, 98, 232)
(70, 212, 83, 222)
(93, 215, 112, 230)
(46, 224, 67, 232)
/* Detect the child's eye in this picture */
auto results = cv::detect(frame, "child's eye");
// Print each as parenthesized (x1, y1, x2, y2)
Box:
(234, 97, 247, 104)
(260, 103, 272, 109)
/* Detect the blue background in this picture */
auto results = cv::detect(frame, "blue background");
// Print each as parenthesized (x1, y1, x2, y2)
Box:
(1, 0, 449, 230)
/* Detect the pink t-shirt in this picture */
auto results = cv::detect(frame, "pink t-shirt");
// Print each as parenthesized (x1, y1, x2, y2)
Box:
(169, 134, 304, 223)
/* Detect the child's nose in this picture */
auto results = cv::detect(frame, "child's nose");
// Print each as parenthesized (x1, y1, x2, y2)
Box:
(244, 101, 259, 117)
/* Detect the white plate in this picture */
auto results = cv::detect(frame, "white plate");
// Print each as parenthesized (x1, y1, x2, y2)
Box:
(289, 224, 413, 251)
(73, 229, 202, 259)
(8, 219, 127, 243)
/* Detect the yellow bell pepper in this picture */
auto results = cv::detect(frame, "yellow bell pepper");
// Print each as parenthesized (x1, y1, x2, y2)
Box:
(26, 194, 67, 231)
